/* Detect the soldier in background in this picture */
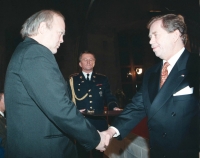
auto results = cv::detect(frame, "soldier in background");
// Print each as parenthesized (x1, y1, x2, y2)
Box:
(69, 51, 121, 158)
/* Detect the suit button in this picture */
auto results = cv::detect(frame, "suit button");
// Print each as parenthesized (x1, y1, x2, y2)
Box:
(89, 101, 93, 103)
(162, 133, 167, 137)
(88, 89, 91, 92)
(89, 95, 92, 97)
(171, 112, 176, 116)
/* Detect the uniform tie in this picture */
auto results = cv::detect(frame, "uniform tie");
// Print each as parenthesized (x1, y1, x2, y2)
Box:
(160, 62, 170, 88)
(86, 74, 90, 81)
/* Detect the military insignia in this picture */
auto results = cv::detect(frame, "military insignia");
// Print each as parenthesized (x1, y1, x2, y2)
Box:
(78, 84, 80, 85)
(78, 89, 80, 91)
(96, 84, 102, 86)
(99, 91, 103, 97)
(69, 73, 79, 78)
(181, 75, 185, 77)
(95, 72, 106, 76)
(88, 89, 91, 92)
(99, 88, 102, 90)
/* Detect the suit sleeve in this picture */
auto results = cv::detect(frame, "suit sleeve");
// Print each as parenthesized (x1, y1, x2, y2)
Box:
(103, 77, 118, 110)
(19, 46, 100, 150)
(111, 86, 146, 139)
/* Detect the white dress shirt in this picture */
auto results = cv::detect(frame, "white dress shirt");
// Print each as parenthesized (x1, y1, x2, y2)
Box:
(0, 111, 4, 117)
(164, 47, 185, 74)
(82, 71, 92, 80)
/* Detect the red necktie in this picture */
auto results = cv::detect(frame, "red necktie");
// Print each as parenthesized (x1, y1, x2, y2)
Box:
(160, 62, 170, 88)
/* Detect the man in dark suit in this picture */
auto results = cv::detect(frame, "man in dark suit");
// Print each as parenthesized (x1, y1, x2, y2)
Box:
(4, 10, 109, 158)
(104, 14, 199, 158)
(0, 92, 6, 158)
(69, 51, 121, 158)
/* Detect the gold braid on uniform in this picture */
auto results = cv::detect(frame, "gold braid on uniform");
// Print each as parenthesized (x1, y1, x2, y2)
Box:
(69, 77, 88, 105)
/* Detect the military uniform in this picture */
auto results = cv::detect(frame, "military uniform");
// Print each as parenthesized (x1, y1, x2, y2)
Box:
(69, 72, 118, 131)
(69, 72, 118, 158)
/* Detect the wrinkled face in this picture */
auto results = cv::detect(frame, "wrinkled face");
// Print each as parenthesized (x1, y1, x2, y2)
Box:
(149, 20, 174, 60)
(79, 53, 95, 73)
(44, 15, 65, 54)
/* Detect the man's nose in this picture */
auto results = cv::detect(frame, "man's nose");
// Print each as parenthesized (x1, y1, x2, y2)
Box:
(149, 37, 154, 45)
(60, 36, 64, 43)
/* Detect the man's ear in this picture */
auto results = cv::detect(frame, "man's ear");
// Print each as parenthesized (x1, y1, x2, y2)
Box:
(173, 30, 181, 43)
(79, 62, 82, 68)
(38, 22, 47, 34)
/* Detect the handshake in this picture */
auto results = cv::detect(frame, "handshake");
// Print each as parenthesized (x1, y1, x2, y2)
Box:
(95, 128, 116, 151)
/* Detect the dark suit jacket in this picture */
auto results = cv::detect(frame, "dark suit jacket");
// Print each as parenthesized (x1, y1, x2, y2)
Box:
(69, 72, 118, 131)
(4, 37, 100, 158)
(112, 49, 199, 158)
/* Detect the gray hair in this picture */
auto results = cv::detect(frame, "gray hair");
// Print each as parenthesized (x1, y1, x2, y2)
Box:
(147, 14, 187, 45)
(20, 10, 64, 38)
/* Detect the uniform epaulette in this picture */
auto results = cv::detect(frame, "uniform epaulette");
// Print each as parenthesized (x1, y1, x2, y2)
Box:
(69, 73, 79, 78)
(95, 72, 106, 76)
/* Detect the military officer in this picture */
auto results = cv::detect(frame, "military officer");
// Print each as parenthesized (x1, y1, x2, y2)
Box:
(69, 51, 121, 158)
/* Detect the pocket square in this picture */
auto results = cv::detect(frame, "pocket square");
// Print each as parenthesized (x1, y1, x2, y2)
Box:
(173, 86, 193, 96)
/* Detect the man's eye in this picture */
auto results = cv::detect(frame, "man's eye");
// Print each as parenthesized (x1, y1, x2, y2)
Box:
(58, 32, 64, 35)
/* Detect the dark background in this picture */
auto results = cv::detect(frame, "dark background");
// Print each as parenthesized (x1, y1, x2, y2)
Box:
(0, 0, 199, 104)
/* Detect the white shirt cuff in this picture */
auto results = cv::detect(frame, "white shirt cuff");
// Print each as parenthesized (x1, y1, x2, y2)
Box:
(109, 126, 120, 137)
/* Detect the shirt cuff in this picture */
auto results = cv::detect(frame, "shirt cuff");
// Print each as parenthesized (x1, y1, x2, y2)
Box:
(109, 126, 120, 137)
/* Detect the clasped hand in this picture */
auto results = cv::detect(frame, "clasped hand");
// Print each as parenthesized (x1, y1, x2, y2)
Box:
(95, 130, 111, 151)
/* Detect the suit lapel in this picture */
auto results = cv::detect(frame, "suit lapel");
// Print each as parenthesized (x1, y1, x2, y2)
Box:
(148, 50, 189, 121)
(90, 73, 97, 88)
(148, 63, 161, 103)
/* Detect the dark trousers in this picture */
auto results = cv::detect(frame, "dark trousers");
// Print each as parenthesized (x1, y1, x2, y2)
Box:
(76, 142, 103, 158)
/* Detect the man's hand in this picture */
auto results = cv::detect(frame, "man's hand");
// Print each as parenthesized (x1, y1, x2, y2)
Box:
(95, 131, 111, 151)
(79, 109, 85, 113)
(104, 128, 116, 138)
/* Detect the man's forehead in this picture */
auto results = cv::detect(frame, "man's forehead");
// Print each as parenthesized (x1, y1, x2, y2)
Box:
(82, 54, 94, 58)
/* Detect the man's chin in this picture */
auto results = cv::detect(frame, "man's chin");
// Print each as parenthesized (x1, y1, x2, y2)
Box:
(52, 50, 58, 54)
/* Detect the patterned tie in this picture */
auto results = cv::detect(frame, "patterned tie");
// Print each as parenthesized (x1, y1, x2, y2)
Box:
(160, 62, 170, 88)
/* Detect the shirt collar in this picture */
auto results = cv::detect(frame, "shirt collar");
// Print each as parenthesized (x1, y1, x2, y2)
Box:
(82, 71, 93, 79)
(163, 47, 185, 67)
(0, 111, 4, 117)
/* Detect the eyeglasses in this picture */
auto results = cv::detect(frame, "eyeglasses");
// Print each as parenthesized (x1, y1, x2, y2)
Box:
(81, 58, 95, 62)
